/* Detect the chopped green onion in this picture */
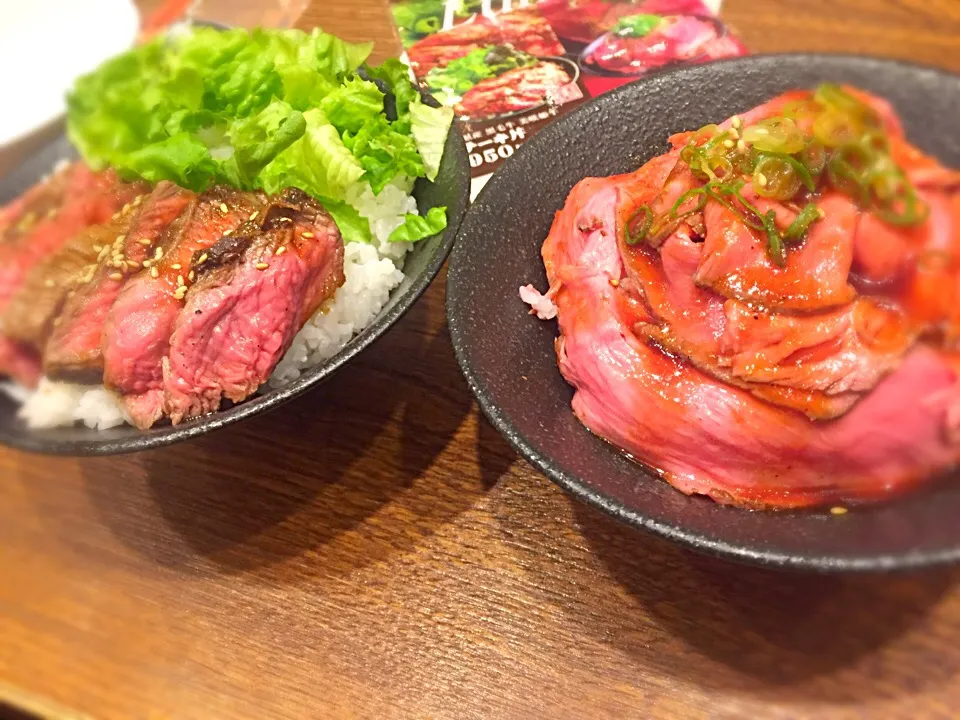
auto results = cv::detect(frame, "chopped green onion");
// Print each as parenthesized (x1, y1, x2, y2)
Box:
(626, 205, 653, 245)
(753, 154, 803, 200)
(875, 185, 930, 226)
(662, 82, 930, 264)
(670, 187, 708, 218)
(704, 182, 764, 231)
(812, 110, 861, 148)
(705, 155, 734, 180)
(814, 83, 873, 120)
(784, 203, 822, 241)
(798, 140, 827, 176)
(761, 210, 786, 266)
(743, 117, 806, 154)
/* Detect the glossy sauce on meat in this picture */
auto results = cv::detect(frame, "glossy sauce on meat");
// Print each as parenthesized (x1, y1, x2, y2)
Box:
(534, 87, 960, 508)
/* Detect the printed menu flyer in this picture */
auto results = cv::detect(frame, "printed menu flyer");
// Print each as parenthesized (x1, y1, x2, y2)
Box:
(391, 0, 748, 196)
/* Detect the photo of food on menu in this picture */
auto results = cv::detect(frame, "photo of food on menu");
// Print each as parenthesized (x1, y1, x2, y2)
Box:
(391, 0, 748, 190)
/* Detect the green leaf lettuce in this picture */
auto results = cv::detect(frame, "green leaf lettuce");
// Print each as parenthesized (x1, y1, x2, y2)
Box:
(67, 26, 452, 243)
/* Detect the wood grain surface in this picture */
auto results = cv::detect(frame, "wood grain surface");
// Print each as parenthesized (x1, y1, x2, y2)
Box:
(3, 1, 960, 718)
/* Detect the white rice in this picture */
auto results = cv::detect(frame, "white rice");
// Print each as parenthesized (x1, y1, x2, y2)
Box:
(11, 176, 418, 430)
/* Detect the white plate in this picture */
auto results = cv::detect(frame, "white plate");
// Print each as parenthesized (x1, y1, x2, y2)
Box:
(0, 0, 140, 148)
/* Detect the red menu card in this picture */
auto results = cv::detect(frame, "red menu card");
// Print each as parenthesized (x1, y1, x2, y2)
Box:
(391, 0, 748, 196)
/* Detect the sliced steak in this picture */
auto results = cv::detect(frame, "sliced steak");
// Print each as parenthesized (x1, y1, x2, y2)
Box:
(44, 182, 195, 382)
(0, 162, 74, 243)
(103, 187, 266, 428)
(2, 182, 151, 353)
(0, 166, 142, 385)
(0, 166, 136, 310)
(162, 188, 344, 425)
(542, 170, 960, 508)
(694, 191, 858, 312)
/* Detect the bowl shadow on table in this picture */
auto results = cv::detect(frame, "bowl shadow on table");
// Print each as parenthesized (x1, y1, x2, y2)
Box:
(79, 293, 491, 583)
(569, 499, 960, 703)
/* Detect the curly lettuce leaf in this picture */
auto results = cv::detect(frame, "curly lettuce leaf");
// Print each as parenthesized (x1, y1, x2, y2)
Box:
(323, 200, 373, 244)
(123, 133, 218, 188)
(388, 206, 447, 242)
(364, 58, 418, 121)
(319, 76, 385, 133)
(410, 97, 454, 182)
(67, 26, 451, 243)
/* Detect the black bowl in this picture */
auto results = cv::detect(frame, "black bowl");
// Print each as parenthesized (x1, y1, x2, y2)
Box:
(0, 129, 470, 455)
(447, 54, 960, 572)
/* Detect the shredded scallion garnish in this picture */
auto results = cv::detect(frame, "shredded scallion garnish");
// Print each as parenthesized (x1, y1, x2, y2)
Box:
(624, 83, 929, 264)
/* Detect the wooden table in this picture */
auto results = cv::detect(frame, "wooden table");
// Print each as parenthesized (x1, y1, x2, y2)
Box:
(3, 1, 960, 718)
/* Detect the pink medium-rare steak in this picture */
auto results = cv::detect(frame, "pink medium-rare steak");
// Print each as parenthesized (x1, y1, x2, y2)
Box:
(0, 164, 143, 386)
(103, 186, 266, 429)
(44, 182, 195, 382)
(162, 188, 345, 425)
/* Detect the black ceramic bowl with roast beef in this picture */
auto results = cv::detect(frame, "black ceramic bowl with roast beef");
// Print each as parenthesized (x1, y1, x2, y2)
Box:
(0, 127, 469, 455)
(447, 54, 960, 571)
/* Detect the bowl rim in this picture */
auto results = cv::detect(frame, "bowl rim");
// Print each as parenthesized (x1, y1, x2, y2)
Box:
(1, 128, 471, 456)
(447, 52, 960, 573)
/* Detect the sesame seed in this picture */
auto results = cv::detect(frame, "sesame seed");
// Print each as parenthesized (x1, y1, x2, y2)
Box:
(93, 244, 103, 252)
(756, 173, 768, 187)
(729, 127, 740, 140)
(817, 208, 826, 219)
(188, 270, 195, 282)
(736, 139, 747, 153)
(275, 245, 287, 256)
(109, 272, 123, 281)
(731, 115, 742, 129)
(150, 266, 159, 278)
(301, 232, 314, 239)
(154, 247, 163, 261)
(111, 212, 121, 221)
(609, 277, 619, 287)
(249, 211, 258, 221)
(197, 253, 208, 264)
(176, 275, 184, 287)
(127, 260, 140, 269)
(171, 263, 181, 270)
(830, 506, 848, 515)
(138, 238, 152, 246)
(133, 195, 143, 206)
(122, 203, 130, 214)
(116, 235, 126, 243)
(723, 139, 735, 149)
(142, 259, 152, 268)
(256, 262, 269, 270)
(223, 228, 233, 236)
(220, 203, 229, 213)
